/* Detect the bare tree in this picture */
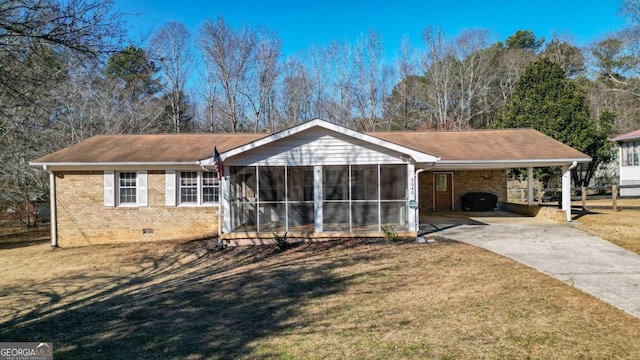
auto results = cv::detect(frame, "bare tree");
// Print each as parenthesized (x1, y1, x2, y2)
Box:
(453, 29, 499, 129)
(323, 40, 354, 126)
(384, 36, 426, 130)
(422, 26, 457, 129)
(0, 0, 123, 108)
(243, 28, 281, 132)
(540, 36, 586, 78)
(353, 30, 390, 131)
(279, 58, 314, 127)
(199, 16, 256, 132)
(0, 0, 124, 227)
(149, 21, 193, 133)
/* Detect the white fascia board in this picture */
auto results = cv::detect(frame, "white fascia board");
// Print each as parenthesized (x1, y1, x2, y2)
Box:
(430, 158, 591, 170)
(221, 118, 440, 163)
(29, 161, 201, 171)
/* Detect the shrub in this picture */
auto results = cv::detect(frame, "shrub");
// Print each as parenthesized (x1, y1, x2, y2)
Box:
(381, 224, 399, 242)
(273, 232, 289, 250)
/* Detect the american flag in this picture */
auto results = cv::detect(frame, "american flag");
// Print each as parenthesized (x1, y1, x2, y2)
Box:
(213, 146, 225, 180)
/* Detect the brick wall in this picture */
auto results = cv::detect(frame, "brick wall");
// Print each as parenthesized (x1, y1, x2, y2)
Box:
(55, 171, 218, 247)
(418, 170, 507, 211)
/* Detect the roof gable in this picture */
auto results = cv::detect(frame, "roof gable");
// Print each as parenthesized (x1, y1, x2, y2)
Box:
(222, 126, 418, 166)
(220, 119, 440, 163)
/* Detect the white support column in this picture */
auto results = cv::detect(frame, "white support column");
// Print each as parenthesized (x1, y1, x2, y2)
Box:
(561, 164, 572, 222)
(222, 170, 231, 233)
(314, 165, 323, 232)
(527, 167, 534, 206)
(49, 171, 57, 248)
(407, 163, 416, 234)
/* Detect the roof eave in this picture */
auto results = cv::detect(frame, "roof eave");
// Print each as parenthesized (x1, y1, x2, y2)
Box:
(29, 161, 202, 171)
(429, 158, 591, 170)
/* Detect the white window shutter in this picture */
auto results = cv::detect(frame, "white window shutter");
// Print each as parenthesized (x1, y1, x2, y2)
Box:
(165, 170, 176, 206)
(137, 171, 148, 206)
(104, 171, 115, 207)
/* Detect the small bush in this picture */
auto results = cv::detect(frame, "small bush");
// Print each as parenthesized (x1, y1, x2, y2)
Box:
(273, 232, 289, 250)
(381, 224, 399, 242)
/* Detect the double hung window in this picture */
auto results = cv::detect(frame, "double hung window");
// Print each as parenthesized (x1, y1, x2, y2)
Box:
(179, 171, 219, 205)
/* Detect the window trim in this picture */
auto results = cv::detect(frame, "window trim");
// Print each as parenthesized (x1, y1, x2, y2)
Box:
(118, 171, 138, 206)
(178, 170, 220, 206)
(621, 142, 640, 167)
(104, 171, 147, 207)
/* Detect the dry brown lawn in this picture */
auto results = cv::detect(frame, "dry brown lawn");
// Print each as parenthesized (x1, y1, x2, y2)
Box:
(1, 227, 640, 359)
(571, 200, 640, 254)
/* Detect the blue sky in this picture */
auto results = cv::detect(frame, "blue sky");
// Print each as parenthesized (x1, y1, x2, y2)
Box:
(114, 0, 627, 61)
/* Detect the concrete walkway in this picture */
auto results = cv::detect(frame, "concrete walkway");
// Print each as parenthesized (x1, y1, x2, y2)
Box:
(426, 215, 640, 318)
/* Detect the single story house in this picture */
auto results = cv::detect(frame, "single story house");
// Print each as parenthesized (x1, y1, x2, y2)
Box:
(612, 129, 640, 197)
(31, 119, 590, 247)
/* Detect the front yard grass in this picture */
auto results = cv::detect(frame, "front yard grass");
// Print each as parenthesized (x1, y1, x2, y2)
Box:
(573, 206, 640, 254)
(1, 234, 639, 359)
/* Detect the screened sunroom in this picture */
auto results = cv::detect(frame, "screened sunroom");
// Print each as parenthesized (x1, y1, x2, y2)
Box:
(228, 164, 408, 233)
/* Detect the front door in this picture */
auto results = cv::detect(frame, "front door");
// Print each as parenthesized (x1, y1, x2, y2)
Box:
(434, 173, 453, 211)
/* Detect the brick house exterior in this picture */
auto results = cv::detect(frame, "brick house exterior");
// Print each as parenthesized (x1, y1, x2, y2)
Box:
(419, 170, 507, 211)
(32, 119, 590, 247)
(55, 171, 219, 246)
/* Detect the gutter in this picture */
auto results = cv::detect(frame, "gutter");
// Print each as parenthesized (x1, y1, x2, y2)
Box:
(30, 161, 202, 167)
(42, 165, 57, 248)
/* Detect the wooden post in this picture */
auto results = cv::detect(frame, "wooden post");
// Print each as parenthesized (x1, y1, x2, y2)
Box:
(581, 186, 587, 211)
(612, 185, 618, 212)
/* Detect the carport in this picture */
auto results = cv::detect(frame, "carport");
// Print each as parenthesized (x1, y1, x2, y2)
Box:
(372, 129, 591, 225)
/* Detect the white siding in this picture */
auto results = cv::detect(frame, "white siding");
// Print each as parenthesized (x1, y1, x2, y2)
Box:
(226, 128, 406, 166)
(620, 166, 640, 196)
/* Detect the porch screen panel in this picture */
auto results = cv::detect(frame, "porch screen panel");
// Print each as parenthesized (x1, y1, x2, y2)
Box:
(351, 165, 378, 231)
(380, 165, 407, 230)
(230, 166, 257, 231)
(323, 166, 349, 231)
(287, 167, 314, 231)
(258, 167, 286, 232)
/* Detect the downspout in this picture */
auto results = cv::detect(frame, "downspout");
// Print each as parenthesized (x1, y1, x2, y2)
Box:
(569, 161, 578, 171)
(43, 165, 57, 248)
(414, 164, 436, 241)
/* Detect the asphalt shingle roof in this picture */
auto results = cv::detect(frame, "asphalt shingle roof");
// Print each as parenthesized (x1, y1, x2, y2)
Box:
(33, 128, 590, 164)
(369, 128, 589, 161)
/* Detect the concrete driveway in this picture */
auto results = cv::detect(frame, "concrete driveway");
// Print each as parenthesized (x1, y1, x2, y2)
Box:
(422, 214, 640, 319)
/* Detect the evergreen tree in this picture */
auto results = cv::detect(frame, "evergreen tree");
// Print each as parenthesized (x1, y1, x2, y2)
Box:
(496, 58, 614, 186)
(104, 46, 162, 100)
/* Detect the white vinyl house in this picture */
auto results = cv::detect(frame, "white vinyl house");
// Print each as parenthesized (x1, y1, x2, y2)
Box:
(612, 129, 640, 197)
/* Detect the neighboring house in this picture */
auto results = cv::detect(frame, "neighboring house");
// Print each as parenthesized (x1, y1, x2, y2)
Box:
(612, 129, 640, 197)
(31, 119, 590, 247)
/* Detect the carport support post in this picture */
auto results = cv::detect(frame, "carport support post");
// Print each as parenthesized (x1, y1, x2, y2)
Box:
(527, 167, 534, 206)
(561, 162, 576, 222)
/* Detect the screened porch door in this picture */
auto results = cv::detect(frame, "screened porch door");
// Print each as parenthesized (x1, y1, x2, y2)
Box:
(434, 172, 453, 211)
